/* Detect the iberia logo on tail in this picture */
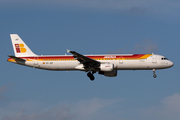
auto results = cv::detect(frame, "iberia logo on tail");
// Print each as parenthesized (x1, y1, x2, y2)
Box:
(15, 44, 27, 53)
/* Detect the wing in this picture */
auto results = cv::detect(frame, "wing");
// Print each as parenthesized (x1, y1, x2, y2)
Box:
(67, 50, 100, 69)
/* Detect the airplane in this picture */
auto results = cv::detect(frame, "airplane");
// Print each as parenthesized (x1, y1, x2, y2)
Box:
(7, 34, 174, 81)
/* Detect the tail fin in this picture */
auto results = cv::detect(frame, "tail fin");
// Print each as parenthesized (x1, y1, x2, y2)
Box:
(10, 34, 37, 57)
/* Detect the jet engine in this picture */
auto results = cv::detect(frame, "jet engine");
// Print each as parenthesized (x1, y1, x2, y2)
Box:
(100, 63, 114, 71)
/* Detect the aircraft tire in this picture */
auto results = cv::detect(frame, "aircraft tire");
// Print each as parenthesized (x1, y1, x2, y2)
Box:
(87, 72, 91, 77)
(153, 75, 157, 78)
(90, 76, 95, 81)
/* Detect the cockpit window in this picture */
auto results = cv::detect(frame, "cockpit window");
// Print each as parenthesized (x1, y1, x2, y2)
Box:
(161, 58, 168, 60)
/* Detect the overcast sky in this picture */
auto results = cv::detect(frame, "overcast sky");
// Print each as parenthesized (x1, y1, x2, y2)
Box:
(0, 0, 180, 120)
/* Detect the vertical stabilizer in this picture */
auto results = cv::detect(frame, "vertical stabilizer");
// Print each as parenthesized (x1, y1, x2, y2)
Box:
(10, 34, 37, 57)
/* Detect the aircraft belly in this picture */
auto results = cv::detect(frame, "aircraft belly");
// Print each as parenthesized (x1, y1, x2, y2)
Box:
(37, 61, 78, 70)
(24, 59, 170, 71)
(25, 61, 35, 67)
(60, 61, 79, 70)
(117, 60, 153, 70)
(116, 60, 169, 70)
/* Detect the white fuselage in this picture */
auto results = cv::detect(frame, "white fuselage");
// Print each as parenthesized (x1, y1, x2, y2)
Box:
(9, 54, 173, 71)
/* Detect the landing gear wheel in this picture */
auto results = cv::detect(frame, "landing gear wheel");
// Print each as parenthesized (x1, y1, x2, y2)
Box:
(153, 74, 157, 78)
(87, 72, 95, 81)
(87, 72, 91, 77)
(90, 76, 95, 81)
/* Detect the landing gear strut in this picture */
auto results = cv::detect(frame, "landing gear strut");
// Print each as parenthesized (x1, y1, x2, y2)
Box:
(87, 71, 95, 81)
(153, 69, 157, 78)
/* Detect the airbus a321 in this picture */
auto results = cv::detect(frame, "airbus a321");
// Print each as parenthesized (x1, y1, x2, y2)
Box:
(7, 34, 174, 81)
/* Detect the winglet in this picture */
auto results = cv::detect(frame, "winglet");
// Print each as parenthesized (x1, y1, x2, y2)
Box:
(66, 49, 71, 53)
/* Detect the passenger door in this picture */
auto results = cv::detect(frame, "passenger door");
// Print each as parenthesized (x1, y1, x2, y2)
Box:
(152, 55, 157, 63)
(34, 57, 39, 67)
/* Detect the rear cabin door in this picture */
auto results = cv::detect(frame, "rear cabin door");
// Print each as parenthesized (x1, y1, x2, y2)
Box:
(34, 57, 39, 67)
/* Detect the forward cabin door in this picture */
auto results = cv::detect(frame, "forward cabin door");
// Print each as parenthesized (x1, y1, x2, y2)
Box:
(152, 55, 157, 63)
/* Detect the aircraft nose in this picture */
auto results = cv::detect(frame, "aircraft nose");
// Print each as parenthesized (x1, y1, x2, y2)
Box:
(168, 61, 174, 67)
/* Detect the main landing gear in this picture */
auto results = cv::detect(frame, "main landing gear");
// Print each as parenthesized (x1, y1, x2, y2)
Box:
(153, 69, 157, 78)
(87, 71, 95, 81)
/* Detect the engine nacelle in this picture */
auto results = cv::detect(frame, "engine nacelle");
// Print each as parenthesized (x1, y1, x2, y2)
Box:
(99, 70, 117, 77)
(100, 63, 114, 71)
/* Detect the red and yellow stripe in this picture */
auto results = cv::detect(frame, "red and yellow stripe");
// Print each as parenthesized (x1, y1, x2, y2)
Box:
(7, 54, 152, 62)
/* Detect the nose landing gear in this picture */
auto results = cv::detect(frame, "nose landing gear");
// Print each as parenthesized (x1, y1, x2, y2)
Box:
(87, 71, 95, 81)
(153, 69, 157, 78)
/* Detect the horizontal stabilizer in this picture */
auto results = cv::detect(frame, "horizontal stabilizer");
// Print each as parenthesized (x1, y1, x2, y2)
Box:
(8, 55, 26, 62)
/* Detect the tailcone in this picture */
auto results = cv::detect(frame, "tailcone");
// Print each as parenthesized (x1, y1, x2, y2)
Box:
(7, 58, 15, 63)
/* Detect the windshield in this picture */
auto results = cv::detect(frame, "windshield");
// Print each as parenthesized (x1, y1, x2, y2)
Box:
(161, 57, 168, 60)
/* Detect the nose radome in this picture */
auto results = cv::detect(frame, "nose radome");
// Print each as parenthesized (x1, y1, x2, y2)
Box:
(168, 61, 174, 67)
